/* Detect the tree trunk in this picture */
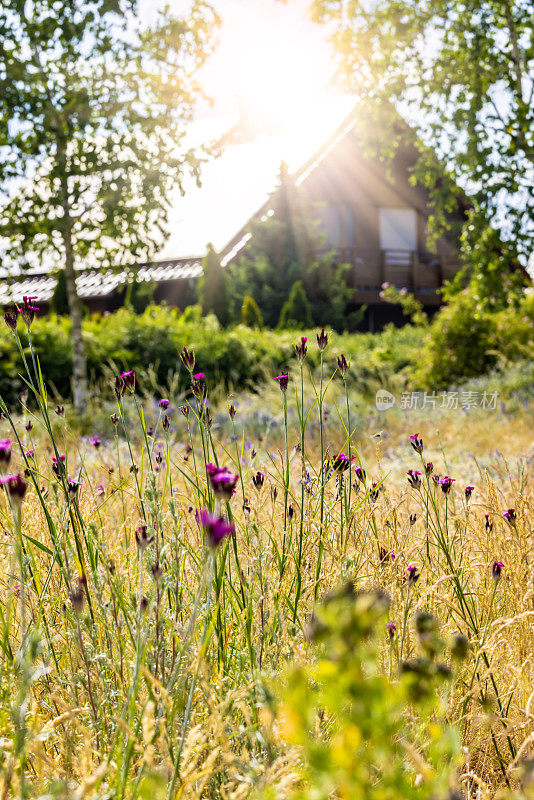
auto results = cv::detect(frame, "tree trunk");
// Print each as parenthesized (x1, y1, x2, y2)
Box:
(62, 199, 88, 414)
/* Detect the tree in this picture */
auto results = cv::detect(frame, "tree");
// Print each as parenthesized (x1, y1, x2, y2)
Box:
(227, 162, 352, 329)
(278, 280, 313, 329)
(311, 0, 534, 267)
(50, 270, 69, 316)
(241, 295, 263, 329)
(198, 244, 228, 325)
(0, 0, 218, 411)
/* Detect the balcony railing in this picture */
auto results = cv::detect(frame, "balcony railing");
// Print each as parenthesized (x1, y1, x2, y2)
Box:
(318, 247, 449, 296)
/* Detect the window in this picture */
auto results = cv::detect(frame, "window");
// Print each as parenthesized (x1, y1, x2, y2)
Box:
(379, 208, 417, 253)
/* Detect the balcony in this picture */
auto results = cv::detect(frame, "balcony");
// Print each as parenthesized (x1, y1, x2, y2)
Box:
(317, 247, 453, 305)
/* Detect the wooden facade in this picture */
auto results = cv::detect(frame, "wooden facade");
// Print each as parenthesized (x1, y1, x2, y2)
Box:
(220, 115, 467, 330)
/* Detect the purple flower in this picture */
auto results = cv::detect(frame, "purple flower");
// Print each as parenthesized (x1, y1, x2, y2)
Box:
(228, 402, 236, 420)
(386, 621, 396, 639)
(0, 439, 12, 474)
(425, 461, 433, 475)
(121, 370, 136, 393)
(316, 328, 328, 352)
(295, 336, 308, 362)
(195, 509, 234, 548)
(437, 476, 455, 495)
(354, 466, 366, 484)
(25, 421, 33, 432)
(191, 373, 207, 400)
(67, 478, 82, 496)
(91, 436, 101, 449)
(180, 346, 195, 372)
(114, 374, 125, 400)
(4, 307, 18, 331)
(52, 454, 66, 477)
(492, 560, 504, 582)
(409, 433, 423, 454)
(20, 296, 39, 327)
(252, 471, 264, 490)
(0, 473, 28, 508)
(485, 514, 493, 532)
(159, 398, 170, 410)
(407, 469, 422, 490)
(337, 354, 349, 378)
(379, 546, 395, 565)
(465, 485, 475, 501)
(206, 463, 238, 502)
(162, 414, 170, 432)
(409, 513, 417, 526)
(332, 453, 353, 473)
(274, 372, 289, 392)
(96, 483, 105, 496)
(503, 508, 516, 527)
(407, 564, 420, 585)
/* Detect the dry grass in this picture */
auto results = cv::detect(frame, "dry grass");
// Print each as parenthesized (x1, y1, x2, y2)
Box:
(0, 372, 533, 799)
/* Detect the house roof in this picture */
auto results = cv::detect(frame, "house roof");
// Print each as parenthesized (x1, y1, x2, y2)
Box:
(0, 259, 202, 306)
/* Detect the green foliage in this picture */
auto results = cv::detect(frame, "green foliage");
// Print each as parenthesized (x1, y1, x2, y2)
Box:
(227, 163, 352, 329)
(0, 0, 218, 270)
(311, 0, 534, 263)
(278, 280, 313, 329)
(241, 295, 263, 329)
(199, 245, 228, 325)
(263, 587, 462, 800)
(380, 284, 429, 327)
(417, 286, 534, 387)
(50, 271, 70, 316)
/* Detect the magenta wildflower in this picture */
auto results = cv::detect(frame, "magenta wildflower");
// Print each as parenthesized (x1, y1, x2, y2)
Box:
(379, 546, 395, 565)
(0, 439, 12, 474)
(0, 474, 28, 508)
(333, 453, 353, 473)
(274, 372, 289, 392)
(295, 336, 308, 362)
(196, 509, 234, 548)
(316, 328, 328, 351)
(492, 560, 504, 582)
(114, 374, 125, 400)
(191, 373, 207, 400)
(337, 354, 349, 378)
(437, 476, 455, 495)
(465, 485, 475, 501)
(485, 514, 493, 532)
(252, 471, 264, 490)
(354, 466, 366, 483)
(52, 455, 66, 477)
(407, 564, 420, 585)
(121, 370, 136, 393)
(20, 296, 39, 326)
(206, 464, 238, 502)
(180, 346, 195, 372)
(4, 307, 18, 331)
(425, 461, 434, 475)
(96, 483, 105, 496)
(407, 469, 422, 490)
(135, 524, 154, 551)
(91, 436, 101, 449)
(162, 414, 170, 432)
(503, 508, 516, 527)
(67, 478, 82, 497)
(25, 420, 33, 432)
(386, 621, 396, 639)
(159, 398, 170, 410)
(409, 433, 424, 454)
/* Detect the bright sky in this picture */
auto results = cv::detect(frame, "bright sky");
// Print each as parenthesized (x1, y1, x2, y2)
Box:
(140, 0, 354, 258)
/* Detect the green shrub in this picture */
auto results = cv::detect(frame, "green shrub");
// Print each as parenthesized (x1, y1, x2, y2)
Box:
(241, 295, 263, 329)
(416, 287, 534, 388)
(261, 587, 462, 800)
(278, 280, 312, 329)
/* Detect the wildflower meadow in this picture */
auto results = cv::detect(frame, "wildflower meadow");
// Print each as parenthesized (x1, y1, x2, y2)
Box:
(0, 303, 533, 800)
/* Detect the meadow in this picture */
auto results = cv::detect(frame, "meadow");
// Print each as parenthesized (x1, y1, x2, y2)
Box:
(0, 311, 533, 800)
